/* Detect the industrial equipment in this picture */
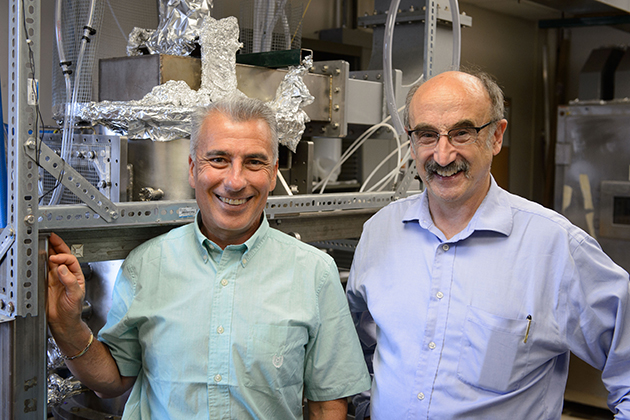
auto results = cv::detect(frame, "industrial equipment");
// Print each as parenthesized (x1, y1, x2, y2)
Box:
(1, 0, 468, 417)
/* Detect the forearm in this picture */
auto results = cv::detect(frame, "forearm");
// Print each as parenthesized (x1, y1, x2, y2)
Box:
(308, 398, 348, 420)
(52, 321, 134, 398)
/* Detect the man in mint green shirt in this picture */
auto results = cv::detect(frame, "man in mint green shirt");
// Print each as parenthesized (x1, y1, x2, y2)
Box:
(47, 96, 370, 419)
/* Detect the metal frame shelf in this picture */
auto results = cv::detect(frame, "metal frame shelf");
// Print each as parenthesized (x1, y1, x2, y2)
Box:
(0, 1, 420, 417)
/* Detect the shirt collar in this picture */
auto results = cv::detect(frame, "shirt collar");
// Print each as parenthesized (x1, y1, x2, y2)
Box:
(402, 176, 513, 239)
(192, 211, 270, 266)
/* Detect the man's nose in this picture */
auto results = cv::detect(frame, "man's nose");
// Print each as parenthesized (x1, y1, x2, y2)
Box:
(224, 163, 247, 191)
(433, 134, 458, 167)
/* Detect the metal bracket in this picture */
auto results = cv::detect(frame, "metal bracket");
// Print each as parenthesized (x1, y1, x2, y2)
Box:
(0, 226, 16, 262)
(395, 161, 419, 199)
(308, 60, 350, 137)
(24, 140, 119, 222)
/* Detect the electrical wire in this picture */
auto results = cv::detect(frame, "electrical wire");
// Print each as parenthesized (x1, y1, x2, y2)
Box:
(277, 170, 293, 196)
(314, 121, 399, 194)
(360, 139, 411, 193)
(291, 0, 313, 45)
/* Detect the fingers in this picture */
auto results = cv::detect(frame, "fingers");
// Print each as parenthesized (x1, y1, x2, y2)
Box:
(55, 264, 82, 295)
(49, 233, 72, 256)
(48, 234, 84, 282)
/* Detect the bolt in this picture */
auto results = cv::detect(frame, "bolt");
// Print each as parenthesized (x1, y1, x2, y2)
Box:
(334, 87, 340, 93)
(332, 123, 339, 129)
(24, 139, 35, 150)
(322, 65, 329, 72)
(7, 302, 14, 314)
(333, 104, 340, 111)
(335, 68, 341, 75)
(321, 126, 327, 133)
(410, 5, 415, 11)
(109, 210, 119, 220)
(363, 74, 369, 80)
(24, 214, 35, 225)
(377, 74, 382, 80)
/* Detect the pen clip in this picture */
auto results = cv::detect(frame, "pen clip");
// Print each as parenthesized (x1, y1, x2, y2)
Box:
(523, 315, 532, 343)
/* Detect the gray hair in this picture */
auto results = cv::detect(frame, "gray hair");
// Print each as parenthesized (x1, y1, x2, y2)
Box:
(403, 69, 505, 130)
(190, 96, 279, 163)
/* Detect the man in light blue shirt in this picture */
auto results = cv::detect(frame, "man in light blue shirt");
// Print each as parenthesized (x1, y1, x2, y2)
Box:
(346, 70, 630, 419)
(47, 96, 370, 419)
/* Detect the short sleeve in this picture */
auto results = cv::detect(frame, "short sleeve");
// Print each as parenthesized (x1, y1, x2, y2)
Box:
(98, 261, 142, 377)
(303, 259, 371, 401)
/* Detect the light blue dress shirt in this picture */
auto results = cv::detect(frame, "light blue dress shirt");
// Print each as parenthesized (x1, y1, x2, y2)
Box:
(347, 178, 630, 420)
(99, 213, 370, 419)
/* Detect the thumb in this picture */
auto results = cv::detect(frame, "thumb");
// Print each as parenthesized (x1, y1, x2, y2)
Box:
(56, 264, 82, 293)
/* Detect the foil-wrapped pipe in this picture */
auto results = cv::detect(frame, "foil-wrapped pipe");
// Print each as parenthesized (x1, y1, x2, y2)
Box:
(268, 55, 315, 152)
(147, 0, 214, 56)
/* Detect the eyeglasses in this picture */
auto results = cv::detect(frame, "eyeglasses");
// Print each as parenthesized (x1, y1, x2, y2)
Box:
(406, 120, 497, 147)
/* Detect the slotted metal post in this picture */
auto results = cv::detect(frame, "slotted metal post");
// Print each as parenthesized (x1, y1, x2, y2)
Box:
(0, 0, 48, 418)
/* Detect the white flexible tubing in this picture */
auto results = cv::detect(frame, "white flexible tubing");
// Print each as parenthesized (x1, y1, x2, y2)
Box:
(360, 139, 410, 192)
(449, 0, 461, 71)
(277, 170, 293, 196)
(368, 145, 412, 193)
(315, 122, 397, 194)
(373, 0, 461, 195)
(51, 0, 73, 204)
(374, 147, 412, 192)
(383, 0, 406, 137)
(263, 0, 289, 51)
(52, 0, 98, 205)
(313, 111, 392, 192)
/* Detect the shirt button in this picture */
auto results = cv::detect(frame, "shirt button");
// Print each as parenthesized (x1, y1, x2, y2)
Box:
(214, 374, 222, 382)
(220, 279, 228, 287)
(428, 341, 436, 350)
(442, 244, 450, 251)
(417, 392, 425, 400)
(242, 258, 247, 265)
(436, 291, 444, 299)
(217, 326, 224, 334)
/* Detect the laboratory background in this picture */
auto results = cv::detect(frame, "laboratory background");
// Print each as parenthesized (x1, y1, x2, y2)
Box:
(1, 0, 630, 418)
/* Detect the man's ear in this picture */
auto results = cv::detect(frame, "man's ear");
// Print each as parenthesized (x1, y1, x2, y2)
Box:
(188, 155, 196, 189)
(492, 119, 508, 156)
(269, 159, 279, 191)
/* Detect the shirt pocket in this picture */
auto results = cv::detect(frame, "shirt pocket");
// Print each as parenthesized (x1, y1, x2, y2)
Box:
(244, 324, 308, 392)
(457, 305, 532, 394)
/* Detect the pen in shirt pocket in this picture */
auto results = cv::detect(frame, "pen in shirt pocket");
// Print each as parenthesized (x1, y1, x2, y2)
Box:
(523, 315, 532, 343)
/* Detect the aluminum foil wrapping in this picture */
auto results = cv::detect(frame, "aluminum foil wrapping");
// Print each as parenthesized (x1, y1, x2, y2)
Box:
(75, 16, 312, 146)
(47, 337, 87, 406)
(268, 55, 315, 152)
(48, 373, 86, 406)
(199, 16, 243, 100)
(127, 27, 156, 56)
(145, 0, 213, 56)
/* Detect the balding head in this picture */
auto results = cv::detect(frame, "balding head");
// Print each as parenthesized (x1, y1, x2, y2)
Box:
(404, 70, 505, 131)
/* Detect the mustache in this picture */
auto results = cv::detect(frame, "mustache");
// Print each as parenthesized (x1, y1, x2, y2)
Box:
(424, 159, 470, 181)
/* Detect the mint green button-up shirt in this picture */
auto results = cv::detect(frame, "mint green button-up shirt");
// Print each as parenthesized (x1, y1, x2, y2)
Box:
(99, 213, 370, 419)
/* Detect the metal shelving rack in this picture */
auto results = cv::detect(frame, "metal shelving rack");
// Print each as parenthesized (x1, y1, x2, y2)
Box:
(0, 1, 425, 417)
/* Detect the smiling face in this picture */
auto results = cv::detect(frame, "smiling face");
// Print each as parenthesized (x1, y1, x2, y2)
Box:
(188, 111, 278, 249)
(408, 71, 506, 215)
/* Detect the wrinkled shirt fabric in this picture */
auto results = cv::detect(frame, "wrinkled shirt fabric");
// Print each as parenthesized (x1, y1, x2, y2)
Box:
(347, 178, 630, 420)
